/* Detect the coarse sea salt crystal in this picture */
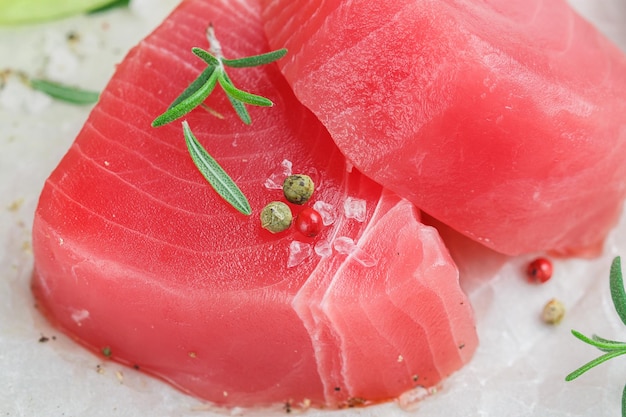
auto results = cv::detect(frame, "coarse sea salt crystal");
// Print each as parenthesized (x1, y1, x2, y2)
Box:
(333, 237, 378, 267)
(314, 240, 332, 258)
(313, 201, 336, 226)
(264, 159, 292, 190)
(287, 241, 312, 268)
(343, 197, 366, 222)
(71, 309, 90, 326)
(334, 236, 356, 255)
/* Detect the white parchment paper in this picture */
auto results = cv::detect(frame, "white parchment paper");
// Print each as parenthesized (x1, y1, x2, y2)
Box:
(1, 1, 625, 416)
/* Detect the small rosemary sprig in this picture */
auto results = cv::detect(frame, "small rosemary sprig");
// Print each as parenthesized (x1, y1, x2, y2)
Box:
(152, 24, 286, 127)
(1, 69, 99, 105)
(566, 256, 626, 416)
(30, 78, 99, 105)
(151, 24, 286, 215)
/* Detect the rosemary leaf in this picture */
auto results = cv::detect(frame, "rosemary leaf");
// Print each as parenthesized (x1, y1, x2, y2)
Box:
(610, 257, 626, 326)
(570, 329, 597, 346)
(88, 0, 130, 14)
(571, 330, 626, 351)
(565, 349, 626, 381)
(592, 334, 626, 352)
(226, 95, 251, 125)
(221, 72, 251, 124)
(222, 48, 287, 68)
(168, 66, 216, 110)
(152, 68, 220, 127)
(218, 74, 273, 106)
(191, 47, 220, 66)
(622, 383, 626, 417)
(182, 121, 251, 215)
(30, 78, 99, 105)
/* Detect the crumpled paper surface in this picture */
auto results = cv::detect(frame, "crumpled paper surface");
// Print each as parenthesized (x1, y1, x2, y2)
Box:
(1, 1, 625, 416)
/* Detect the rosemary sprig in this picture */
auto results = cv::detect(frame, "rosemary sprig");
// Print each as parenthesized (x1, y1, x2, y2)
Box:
(30, 78, 99, 105)
(152, 24, 286, 127)
(151, 24, 286, 215)
(566, 256, 626, 416)
(182, 121, 251, 215)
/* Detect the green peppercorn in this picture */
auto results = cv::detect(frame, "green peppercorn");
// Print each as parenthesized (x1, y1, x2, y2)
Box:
(102, 346, 112, 357)
(283, 174, 314, 205)
(260, 201, 292, 233)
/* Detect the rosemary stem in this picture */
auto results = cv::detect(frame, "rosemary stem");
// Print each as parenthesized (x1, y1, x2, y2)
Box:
(206, 24, 224, 63)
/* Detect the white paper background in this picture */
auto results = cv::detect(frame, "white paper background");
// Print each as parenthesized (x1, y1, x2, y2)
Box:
(1, 1, 626, 416)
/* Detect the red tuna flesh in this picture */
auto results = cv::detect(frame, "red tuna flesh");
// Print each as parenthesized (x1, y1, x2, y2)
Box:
(261, 0, 626, 256)
(31, 0, 477, 408)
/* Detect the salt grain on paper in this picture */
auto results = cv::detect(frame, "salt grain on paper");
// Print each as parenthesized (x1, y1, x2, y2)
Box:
(333, 236, 378, 267)
(343, 197, 367, 222)
(45, 48, 79, 81)
(287, 241, 312, 268)
(0, 77, 51, 113)
(313, 201, 336, 226)
(397, 386, 437, 412)
(264, 159, 293, 190)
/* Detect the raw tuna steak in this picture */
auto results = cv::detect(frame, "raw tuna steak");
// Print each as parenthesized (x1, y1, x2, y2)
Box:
(31, 0, 476, 408)
(261, 0, 626, 256)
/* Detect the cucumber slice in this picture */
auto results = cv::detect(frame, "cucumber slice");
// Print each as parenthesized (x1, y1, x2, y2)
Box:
(0, 0, 121, 24)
